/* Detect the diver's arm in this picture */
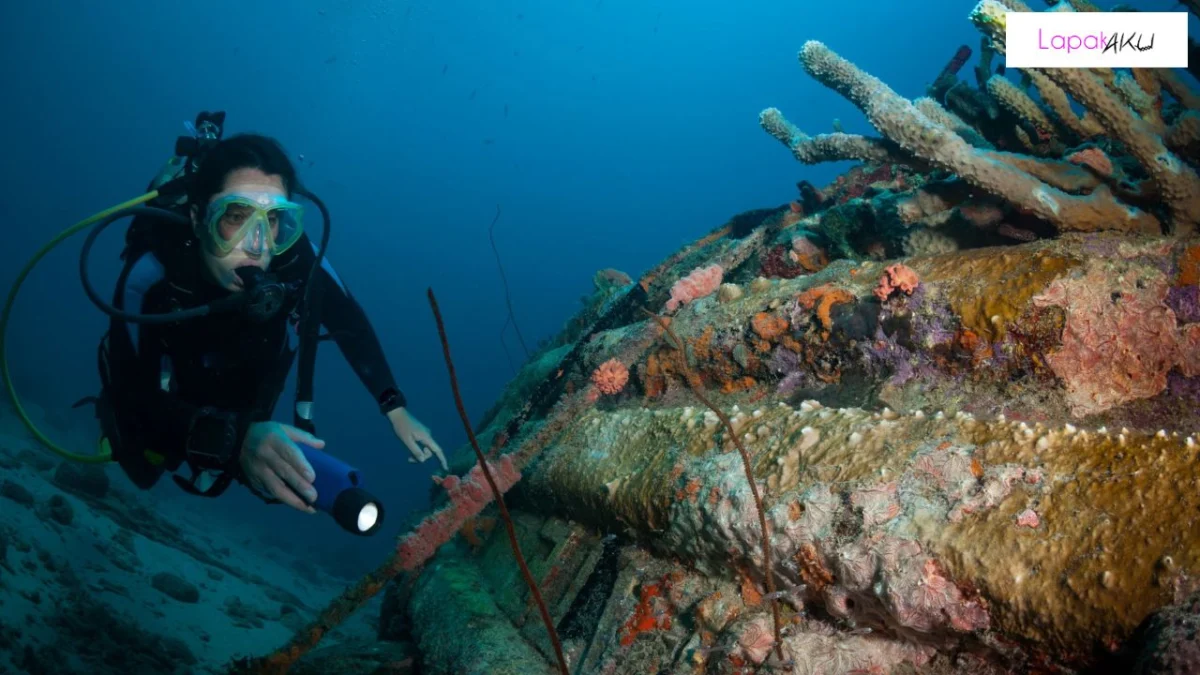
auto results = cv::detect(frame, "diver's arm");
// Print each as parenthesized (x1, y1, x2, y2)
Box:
(311, 257, 408, 413)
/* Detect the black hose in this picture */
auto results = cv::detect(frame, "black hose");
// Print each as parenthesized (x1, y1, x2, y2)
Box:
(79, 206, 241, 323)
(80, 190, 331, 325)
(296, 187, 331, 306)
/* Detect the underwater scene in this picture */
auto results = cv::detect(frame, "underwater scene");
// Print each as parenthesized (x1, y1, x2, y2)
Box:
(4, 0, 1200, 673)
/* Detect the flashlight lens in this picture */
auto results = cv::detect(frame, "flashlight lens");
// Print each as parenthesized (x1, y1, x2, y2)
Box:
(358, 503, 379, 532)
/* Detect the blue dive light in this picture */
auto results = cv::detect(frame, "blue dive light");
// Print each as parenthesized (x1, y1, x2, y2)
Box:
(296, 442, 385, 536)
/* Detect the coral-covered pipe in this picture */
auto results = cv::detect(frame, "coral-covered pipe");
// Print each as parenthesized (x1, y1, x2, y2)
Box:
(521, 397, 1200, 667)
(513, 235, 1200, 669)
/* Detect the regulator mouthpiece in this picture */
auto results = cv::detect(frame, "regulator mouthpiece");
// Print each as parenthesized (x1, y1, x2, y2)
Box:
(234, 267, 286, 323)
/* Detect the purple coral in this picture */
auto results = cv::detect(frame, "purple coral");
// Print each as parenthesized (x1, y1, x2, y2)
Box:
(767, 346, 800, 375)
(864, 326, 919, 386)
(1167, 285, 1200, 324)
(769, 346, 825, 395)
(1168, 372, 1200, 402)
(904, 286, 958, 349)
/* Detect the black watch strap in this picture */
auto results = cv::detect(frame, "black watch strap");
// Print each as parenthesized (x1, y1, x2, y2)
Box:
(185, 407, 239, 469)
(378, 387, 407, 415)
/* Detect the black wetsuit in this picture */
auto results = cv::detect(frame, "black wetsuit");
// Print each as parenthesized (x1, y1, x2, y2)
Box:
(99, 225, 405, 496)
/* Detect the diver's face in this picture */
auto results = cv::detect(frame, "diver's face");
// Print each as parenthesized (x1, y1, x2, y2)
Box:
(193, 168, 286, 291)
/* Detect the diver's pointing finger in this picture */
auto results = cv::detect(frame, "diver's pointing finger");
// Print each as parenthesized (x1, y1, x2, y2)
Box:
(422, 436, 448, 472)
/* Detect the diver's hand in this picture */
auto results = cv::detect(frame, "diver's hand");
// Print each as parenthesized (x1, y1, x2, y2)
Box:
(240, 421, 323, 513)
(387, 407, 448, 472)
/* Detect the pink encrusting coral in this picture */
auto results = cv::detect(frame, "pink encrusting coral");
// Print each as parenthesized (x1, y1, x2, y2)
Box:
(734, 615, 777, 665)
(667, 435, 1011, 647)
(781, 619, 936, 674)
(1016, 509, 1041, 528)
(850, 481, 902, 528)
(396, 454, 522, 571)
(874, 263, 920, 301)
(824, 533, 991, 636)
(1032, 259, 1200, 417)
(666, 263, 724, 311)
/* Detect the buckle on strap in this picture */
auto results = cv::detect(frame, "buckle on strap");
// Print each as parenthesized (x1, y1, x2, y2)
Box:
(172, 465, 235, 497)
(185, 407, 239, 469)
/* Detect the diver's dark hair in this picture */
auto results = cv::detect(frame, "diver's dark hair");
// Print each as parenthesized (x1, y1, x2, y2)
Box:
(187, 133, 299, 210)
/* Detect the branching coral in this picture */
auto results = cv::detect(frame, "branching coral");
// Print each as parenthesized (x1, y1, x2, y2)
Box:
(987, 73, 1059, 144)
(970, 0, 1200, 234)
(763, 0, 1200, 243)
(764, 40, 1162, 235)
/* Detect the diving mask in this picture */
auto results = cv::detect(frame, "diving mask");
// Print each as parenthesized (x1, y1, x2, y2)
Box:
(202, 191, 304, 256)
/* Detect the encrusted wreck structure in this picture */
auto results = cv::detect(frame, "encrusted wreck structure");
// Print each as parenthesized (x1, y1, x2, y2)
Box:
(236, 2, 1200, 674)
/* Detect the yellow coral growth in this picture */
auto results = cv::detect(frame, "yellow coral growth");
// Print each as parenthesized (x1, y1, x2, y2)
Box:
(532, 401, 1200, 664)
(914, 245, 1078, 341)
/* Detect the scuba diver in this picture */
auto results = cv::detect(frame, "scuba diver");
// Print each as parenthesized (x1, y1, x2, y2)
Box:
(90, 130, 449, 513)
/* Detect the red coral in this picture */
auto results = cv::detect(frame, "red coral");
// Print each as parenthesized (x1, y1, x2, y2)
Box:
(1015, 509, 1040, 528)
(882, 556, 990, 634)
(850, 481, 902, 528)
(734, 615, 776, 665)
(620, 578, 673, 646)
(761, 246, 807, 279)
(397, 455, 522, 570)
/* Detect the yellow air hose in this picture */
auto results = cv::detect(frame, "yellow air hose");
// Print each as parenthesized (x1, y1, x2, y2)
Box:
(0, 190, 160, 463)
